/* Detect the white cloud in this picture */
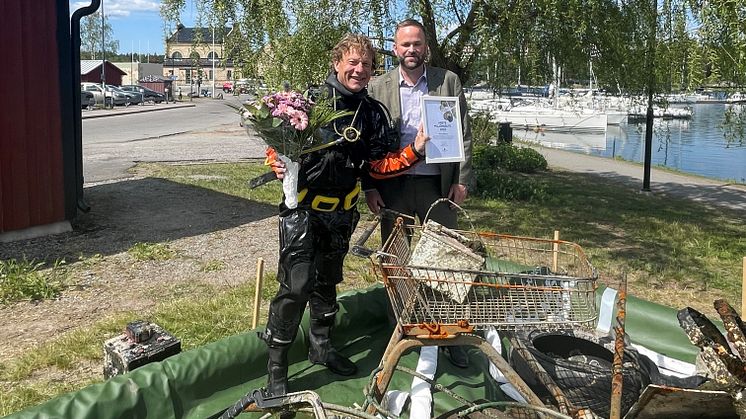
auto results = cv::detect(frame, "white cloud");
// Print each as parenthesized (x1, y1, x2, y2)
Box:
(108, 0, 160, 18)
(71, 0, 160, 18)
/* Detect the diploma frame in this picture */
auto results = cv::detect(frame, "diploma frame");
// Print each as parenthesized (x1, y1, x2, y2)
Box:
(420, 95, 465, 163)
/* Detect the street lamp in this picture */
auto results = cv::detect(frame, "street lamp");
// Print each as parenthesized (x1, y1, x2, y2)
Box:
(100, 0, 107, 107)
(173, 23, 185, 101)
(211, 26, 216, 99)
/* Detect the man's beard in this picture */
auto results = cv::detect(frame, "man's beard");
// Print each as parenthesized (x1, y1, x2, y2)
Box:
(398, 54, 425, 70)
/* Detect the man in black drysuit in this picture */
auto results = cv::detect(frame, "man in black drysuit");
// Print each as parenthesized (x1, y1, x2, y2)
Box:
(260, 33, 430, 397)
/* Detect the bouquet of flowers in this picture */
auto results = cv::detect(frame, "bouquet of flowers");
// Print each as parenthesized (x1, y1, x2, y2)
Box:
(238, 90, 351, 208)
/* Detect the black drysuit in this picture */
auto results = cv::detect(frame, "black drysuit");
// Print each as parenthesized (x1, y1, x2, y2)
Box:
(261, 73, 422, 393)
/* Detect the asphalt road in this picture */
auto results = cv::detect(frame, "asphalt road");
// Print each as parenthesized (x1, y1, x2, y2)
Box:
(82, 97, 268, 184)
(80, 100, 746, 214)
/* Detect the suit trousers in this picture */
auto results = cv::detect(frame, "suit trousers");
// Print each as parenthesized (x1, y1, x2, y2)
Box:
(378, 175, 458, 242)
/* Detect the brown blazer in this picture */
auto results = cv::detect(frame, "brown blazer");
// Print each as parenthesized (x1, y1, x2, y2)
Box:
(368, 65, 474, 196)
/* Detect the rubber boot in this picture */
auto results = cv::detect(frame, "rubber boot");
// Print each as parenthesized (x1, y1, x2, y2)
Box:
(308, 317, 357, 376)
(266, 343, 290, 397)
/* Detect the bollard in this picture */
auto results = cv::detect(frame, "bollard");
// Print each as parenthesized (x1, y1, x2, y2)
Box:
(498, 122, 513, 143)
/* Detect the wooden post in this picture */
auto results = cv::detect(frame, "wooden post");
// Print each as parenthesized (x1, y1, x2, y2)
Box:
(552, 230, 560, 273)
(742, 257, 746, 316)
(252, 258, 265, 329)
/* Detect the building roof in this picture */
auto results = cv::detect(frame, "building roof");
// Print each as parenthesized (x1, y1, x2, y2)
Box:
(167, 27, 232, 44)
(80, 60, 127, 76)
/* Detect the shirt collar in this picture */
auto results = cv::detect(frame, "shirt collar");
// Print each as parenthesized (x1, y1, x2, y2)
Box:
(398, 66, 427, 88)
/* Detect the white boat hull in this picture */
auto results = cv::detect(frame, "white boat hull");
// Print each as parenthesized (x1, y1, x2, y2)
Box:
(492, 110, 608, 133)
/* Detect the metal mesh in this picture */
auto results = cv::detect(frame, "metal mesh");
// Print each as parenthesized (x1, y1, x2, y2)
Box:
(375, 222, 598, 333)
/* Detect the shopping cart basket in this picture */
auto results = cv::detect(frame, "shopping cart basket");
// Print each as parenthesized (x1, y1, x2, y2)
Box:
(376, 217, 598, 337)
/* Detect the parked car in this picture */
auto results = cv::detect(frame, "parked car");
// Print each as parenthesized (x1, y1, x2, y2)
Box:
(108, 85, 142, 105)
(222, 81, 233, 93)
(81, 82, 130, 106)
(80, 90, 95, 109)
(119, 85, 165, 103)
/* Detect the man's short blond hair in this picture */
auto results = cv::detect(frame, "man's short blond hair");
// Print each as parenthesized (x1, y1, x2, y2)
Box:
(331, 33, 377, 69)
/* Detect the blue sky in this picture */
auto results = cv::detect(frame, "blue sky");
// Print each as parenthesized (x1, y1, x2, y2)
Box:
(70, 0, 199, 55)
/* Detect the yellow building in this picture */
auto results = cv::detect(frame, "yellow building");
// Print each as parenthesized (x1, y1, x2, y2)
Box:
(163, 26, 236, 95)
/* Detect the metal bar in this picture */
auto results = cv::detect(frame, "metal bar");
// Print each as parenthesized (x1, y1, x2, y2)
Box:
(508, 334, 574, 416)
(714, 299, 746, 361)
(742, 256, 746, 318)
(366, 334, 546, 415)
(552, 230, 560, 272)
(609, 273, 627, 419)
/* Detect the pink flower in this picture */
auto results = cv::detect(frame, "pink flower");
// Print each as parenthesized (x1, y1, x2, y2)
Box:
(288, 109, 309, 130)
(272, 103, 289, 118)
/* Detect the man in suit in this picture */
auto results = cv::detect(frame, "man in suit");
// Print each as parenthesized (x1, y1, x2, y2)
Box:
(367, 19, 474, 368)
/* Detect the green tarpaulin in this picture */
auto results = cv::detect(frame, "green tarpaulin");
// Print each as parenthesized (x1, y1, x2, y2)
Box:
(7, 284, 702, 418)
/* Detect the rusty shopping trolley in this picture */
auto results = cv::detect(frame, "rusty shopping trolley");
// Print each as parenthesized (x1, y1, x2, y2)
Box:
(362, 214, 599, 416)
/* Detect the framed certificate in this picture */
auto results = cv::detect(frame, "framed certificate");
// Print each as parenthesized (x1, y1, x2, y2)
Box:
(420, 96, 465, 163)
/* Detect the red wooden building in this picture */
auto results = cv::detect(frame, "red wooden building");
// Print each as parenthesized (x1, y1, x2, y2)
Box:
(80, 60, 127, 86)
(1, 0, 85, 240)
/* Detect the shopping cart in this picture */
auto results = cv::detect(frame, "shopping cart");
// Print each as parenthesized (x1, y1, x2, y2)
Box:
(378, 218, 598, 335)
(359, 213, 599, 417)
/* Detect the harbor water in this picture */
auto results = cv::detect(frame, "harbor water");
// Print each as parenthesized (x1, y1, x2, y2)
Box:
(513, 103, 746, 183)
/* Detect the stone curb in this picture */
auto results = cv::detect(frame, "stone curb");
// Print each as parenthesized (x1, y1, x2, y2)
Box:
(81, 103, 197, 119)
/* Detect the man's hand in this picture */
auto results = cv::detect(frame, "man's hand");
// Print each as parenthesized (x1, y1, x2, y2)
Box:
(413, 124, 430, 154)
(264, 147, 287, 179)
(448, 183, 468, 205)
(269, 161, 287, 179)
(365, 189, 386, 215)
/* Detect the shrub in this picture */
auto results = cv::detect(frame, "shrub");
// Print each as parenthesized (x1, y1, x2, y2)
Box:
(474, 143, 548, 173)
(473, 143, 549, 202)
(471, 111, 498, 147)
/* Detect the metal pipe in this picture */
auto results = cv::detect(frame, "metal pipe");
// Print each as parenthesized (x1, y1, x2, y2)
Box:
(609, 273, 627, 419)
(365, 334, 545, 415)
(70, 0, 100, 213)
(508, 334, 574, 416)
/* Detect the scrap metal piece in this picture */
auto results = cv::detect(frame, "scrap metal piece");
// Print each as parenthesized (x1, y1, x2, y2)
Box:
(677, 307, 733, 353)
(677, 307, 746, 388)
(103, 321, 181, 379)
(715, 299, 746, 361)
(610, 277, 628, 419)
(624, 384, 738, 419)
(251, 389, 327, 418)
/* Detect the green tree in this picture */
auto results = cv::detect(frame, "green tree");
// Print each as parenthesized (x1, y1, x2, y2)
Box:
(80, 10, 119, 60)
(160, 0, 746, 95)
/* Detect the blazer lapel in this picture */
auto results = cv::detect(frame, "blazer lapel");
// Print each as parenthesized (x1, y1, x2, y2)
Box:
(426, 66, 441, 96)
(386, 68, 402, 127)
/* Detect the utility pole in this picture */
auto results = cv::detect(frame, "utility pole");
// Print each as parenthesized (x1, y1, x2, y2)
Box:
(642, 0, 657, 192)
(101, 0, 107, 106)
(212, 26, 216, 98)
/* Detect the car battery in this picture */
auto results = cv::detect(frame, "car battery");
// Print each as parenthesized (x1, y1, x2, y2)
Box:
(103, 320, 181, 378)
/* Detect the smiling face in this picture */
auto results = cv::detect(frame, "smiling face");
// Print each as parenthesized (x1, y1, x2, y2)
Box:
(393, 24, 428, 71)
(334, 49, 373, 93)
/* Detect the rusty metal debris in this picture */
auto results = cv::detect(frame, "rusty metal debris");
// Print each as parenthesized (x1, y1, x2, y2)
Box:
(675, 299, 746, 417)
(715, 299, 746, 361)
(609, 275, 628, 419)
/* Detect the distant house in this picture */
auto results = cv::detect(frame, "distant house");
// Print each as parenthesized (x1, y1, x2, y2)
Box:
(163, 27, 236, 94)
(80, 60, 127, 85)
